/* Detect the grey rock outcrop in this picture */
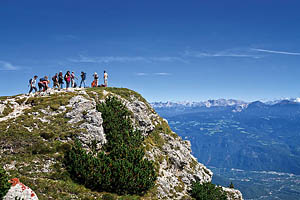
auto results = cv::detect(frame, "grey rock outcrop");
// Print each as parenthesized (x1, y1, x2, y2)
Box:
(65, 95, 106, 148)
(146, 131, 213, 199)
(0, 104, 5, 115)
(117, 94, 158, 135)
(222, 187, 243, 200)
(0, 96, 30, 122)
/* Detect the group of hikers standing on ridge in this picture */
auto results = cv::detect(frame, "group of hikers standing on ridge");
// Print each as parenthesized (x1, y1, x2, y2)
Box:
(28, 70, 108, 94)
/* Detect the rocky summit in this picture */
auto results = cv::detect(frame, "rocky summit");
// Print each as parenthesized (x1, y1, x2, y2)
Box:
(0, 87, 242, 200)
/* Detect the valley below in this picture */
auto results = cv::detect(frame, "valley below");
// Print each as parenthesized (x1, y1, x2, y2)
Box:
(211, 167, 300, 200)
(153, 100, 300, 200)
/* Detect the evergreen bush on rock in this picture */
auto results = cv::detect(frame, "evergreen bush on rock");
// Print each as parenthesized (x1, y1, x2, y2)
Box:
(190, 181, 227, 200)
(65, 96, 157, 195)
(0, 165, 11, 199)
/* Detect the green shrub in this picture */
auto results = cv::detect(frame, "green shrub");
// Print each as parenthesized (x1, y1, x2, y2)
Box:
(97, 96, 143, 152)
(31, 143, 53, 154)
(40, 131, 55, 140)
(190, 182, 227, 200)
(0, 165, 11, 199)
(101, 193, 117, 200)
(56, 143, 72, 153)
(65, 96, 157, 195)
(50, 104, 60, 111)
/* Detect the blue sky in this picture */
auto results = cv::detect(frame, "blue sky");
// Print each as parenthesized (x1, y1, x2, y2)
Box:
(1, 0, 300, 102)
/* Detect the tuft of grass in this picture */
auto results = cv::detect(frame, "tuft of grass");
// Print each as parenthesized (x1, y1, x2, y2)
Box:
(86, 87, 106, 102)
(0, 96, 9, 101)
(144, 127, 165, 150)
(174, 178, 185, 193)
(30, 143, 54, 155)
(105, 88, 152, 109)
(86, 87, 153, 110)
(25, 93, 75, 112)
(56, 143, 72, 153)
(40, 131, 55, 140)
(143, 117, 176, 151)
(118, 195, 141, 200)
(1, 103, 14, 117)
(102, 193, 117, 200)
(49, 104, 60, 111)
(15, 98, 27, 105)
(189, 158, 199, 171)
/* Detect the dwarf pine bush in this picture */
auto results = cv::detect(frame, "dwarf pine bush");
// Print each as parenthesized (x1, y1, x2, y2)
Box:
(190, 182, 227, 200)
(0, 165, 11, 199)
(65, 96, 157, 195)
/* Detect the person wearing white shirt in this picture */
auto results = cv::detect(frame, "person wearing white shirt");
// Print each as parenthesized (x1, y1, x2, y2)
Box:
(29, 75, 38, 94)
(103, 70, 108, 87)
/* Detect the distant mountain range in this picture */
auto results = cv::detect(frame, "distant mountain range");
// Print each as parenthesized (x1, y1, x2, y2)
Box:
(152, 98, 300, 174)
(152, 98, 300, 109)
(152, 99, 247, 108)
(152, 98, 300, 115)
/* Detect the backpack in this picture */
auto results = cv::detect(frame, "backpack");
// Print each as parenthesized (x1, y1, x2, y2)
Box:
(29, 78, 32, 84)
(52, 76, 56, 82)
(91, 80, 96, 87)
(82, 73, 86, 80)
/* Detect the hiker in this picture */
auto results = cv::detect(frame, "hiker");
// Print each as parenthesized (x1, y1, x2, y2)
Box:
(71, 71, 78, 88)
(52, 73, 59, 89)
(103, 70, 108, 87)
(92, 72, 99, 87)
(58, 71, 64, 89)
(29, 75, 38, 94)
(64, 71, 71, 89)
(38, 76, 50, 92)
(79, 71, 86, 88)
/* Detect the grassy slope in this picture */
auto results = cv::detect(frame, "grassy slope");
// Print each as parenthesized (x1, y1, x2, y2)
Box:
(0, 88, 175, 200)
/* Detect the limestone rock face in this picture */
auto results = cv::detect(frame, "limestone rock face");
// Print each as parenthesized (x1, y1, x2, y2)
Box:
(65, 95, 106, 148)
(0, 104, 5, 115)
(0, 96, 30, 122)
(3, 178, 38, 200)
(146, 131, 213, 199)
(117, 94, 157, 136)
(222, 187, 243, 200)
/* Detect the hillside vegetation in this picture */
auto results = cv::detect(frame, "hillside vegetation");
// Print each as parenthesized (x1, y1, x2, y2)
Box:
(0, 87, 241, 200)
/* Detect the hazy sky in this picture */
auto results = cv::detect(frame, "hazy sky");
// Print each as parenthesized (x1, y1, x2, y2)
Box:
(1, 0, 300, 102)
